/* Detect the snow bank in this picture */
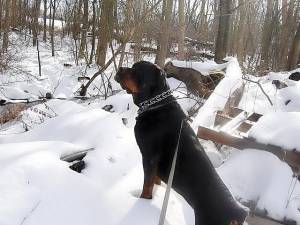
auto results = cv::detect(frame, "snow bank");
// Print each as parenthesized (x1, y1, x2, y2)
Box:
(0, 141, 95, 225)
(1, 34, 299, 225)
(249, 112, 300, 151)
(21, 99, 85, 128)
(218, 150, 300, 223)
(0, 86, 36, 100)
(0, 101, 194, 225)
(239, 70, 300, 114)
(276, 86, 300, 112)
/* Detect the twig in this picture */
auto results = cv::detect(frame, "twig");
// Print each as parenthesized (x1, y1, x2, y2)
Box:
(20, 200, 41, 225)
(242, 77, 273, 106)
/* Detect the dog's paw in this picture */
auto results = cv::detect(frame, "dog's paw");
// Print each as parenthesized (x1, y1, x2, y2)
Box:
(139, 190, 153, 199)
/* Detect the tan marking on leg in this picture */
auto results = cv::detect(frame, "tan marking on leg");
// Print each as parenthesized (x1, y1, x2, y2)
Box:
(229, 220, 239, 225)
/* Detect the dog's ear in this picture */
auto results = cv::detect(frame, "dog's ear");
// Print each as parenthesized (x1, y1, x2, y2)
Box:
(154, 64, 167, 79)
(153, 64, 167, 90)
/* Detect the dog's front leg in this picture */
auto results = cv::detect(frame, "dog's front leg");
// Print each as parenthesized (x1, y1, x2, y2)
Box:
(140, 156, 159, 199)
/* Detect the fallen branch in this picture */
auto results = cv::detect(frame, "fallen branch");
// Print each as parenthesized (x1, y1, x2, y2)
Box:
(20, 201, 41, 225)
(197, 126, 300, 174)
(242, 77, 273, 106)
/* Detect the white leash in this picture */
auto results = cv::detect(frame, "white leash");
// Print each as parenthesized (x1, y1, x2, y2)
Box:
(158, 119, 184, 225)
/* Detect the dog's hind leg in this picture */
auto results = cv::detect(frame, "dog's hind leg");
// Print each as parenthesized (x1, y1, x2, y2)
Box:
(154, 175, 161, 185)
(194, 208, 208, 225)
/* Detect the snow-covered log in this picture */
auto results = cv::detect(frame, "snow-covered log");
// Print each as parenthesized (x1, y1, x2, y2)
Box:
(198, 126, 300, 175)
(164, 61, 224, 98)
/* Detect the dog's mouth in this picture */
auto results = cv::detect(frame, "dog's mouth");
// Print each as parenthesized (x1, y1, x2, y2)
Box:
(114, 73, 121, 84)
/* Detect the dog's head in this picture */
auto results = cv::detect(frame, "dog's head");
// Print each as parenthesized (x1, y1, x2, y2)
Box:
(115, 61, 169, 104)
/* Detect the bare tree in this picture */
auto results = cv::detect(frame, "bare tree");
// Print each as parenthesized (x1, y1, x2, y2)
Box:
(277, 0, 296, 70)
(43, 0, 47, 41)
(215, 0, 232, 63)
(178, 0, 185, 60)
(2, 0, 10, 52)
(0, 0, 3, 32)
(288, 22, 300, 70)
(260, 0, 276, 70)
(79, 0, 88, 58)
(133, 0, 144, 63)
(96, 0, 114, 66)
(235, 0, 247, 63)
(118, 0, 134, 68)
(50, 0, 57, 57)
(11, 0, 17, 28)
(88, 0, 97, 65)
(155, 0, 174, 67)
(32, 0, 42, 46)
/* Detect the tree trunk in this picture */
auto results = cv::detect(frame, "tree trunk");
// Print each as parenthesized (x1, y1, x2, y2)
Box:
(178, 0, 185, 60)
(118, 0, 134, 68)
(278, 0, 295, 70)
(215, 0, 232, 63)
(79, 0, 88, 58)
(0, 0, 3, 32)
(96, 0, 114, 66)
(20, 0, 27, 30)
(11, 0, 17, 28)
(43, 0, 47, 41)
(32, 0, 42, 46)
(49, 0, 52, 28)
(37, 39, 42, 76)
(89, 0, 97, 65)
(118, 43, 126, 68)
(236, 0, 247, 63)
(155, 0, 173, 67)
(133, 0, 143, 63)
(2, 0, 10, 52)
(287, 22, 300, 70)
(260, 0, 275, 70)
(51, 0, 56, 57)
(282, 0, 288, 24)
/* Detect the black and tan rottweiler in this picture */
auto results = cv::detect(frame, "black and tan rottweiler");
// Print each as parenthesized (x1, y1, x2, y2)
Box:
(115, 61, 247, 225)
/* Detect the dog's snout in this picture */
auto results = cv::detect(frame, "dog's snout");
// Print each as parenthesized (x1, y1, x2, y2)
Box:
(114, 73, 120, 82)
(115, 68, 124, 83)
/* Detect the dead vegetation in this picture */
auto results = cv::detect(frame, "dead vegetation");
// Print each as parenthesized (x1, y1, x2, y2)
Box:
(0, 103, 26, 124)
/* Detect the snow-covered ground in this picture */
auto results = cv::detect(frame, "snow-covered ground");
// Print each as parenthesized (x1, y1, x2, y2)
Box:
(1, 35, 300, 225)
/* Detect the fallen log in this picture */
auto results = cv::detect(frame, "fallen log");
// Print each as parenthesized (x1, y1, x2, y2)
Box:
(164, 61, 224, 98)
(197, 126, 300, 175)
(130, 44, 157, 53)
(184, 37, 214, 51)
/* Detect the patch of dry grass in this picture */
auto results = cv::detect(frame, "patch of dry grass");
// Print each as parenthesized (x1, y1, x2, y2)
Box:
(0, 103, 26, 124)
